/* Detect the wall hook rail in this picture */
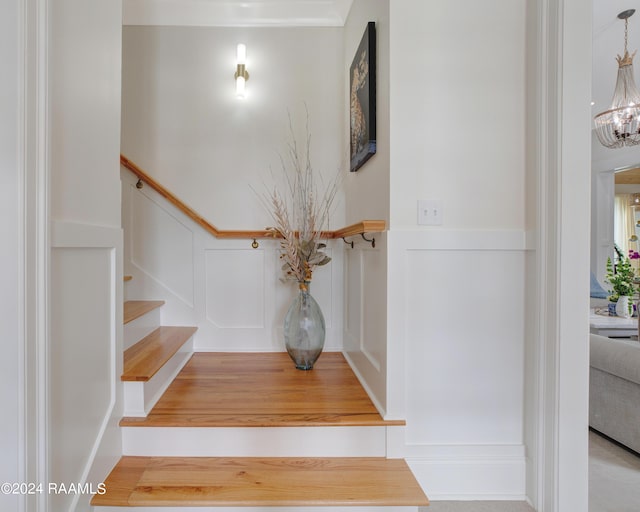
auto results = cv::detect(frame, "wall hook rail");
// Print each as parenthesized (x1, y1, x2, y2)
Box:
(361, 233, 375, 248)
(342, 234, 376, 248)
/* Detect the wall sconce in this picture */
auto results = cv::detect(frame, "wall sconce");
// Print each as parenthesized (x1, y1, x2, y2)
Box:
(234, 43, 249, 99)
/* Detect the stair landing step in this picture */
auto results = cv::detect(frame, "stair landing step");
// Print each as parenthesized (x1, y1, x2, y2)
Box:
(124, 300, 165, 325)
(120, 352, 404, 428)
(91, 456, 429, 508)
(122, 326, 197, 382)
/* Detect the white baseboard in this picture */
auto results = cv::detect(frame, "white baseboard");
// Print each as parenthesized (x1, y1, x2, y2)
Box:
(406, 444, 527, 501)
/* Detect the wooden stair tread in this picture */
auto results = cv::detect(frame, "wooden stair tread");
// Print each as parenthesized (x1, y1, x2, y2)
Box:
(120, 352, 404, 428)
(119, 412, 395, 427)
(91, 456, 429, 507)
(124, 275, 132, 282)
(123, 300, 165, 324)
(122, 326, 197, 382)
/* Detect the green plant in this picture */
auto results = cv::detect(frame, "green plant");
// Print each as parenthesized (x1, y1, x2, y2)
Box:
(605, 255, 636, 308)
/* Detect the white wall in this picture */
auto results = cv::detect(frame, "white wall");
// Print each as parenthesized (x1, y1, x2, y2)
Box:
(0, 1, 21, 510)
(388, 1, 525, 231)
(388, 0, 527, 499)
(343, 1, 389, 224)
(48, 1, 123, 510)
(121, 26, 345, 231)
(122, 169, 344, 353)
(120, 25, 353, 362)
(50, 4, 122, 227)
(342, 0, 390, 418)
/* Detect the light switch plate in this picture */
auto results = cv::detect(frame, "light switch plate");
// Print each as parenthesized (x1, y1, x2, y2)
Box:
(418, 200, 443, 225)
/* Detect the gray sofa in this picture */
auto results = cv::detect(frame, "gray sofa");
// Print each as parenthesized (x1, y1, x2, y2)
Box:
(590, 333, 640, 453)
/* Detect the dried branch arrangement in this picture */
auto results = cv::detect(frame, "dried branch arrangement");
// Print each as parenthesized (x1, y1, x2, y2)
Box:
(259, 114, 341, 284)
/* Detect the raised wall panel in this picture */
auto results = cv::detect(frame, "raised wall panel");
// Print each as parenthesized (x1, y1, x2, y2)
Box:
(205, 249, 265, 328)
(345, 247, 386, 369)
(342, 236, 388, 417)
(360, 248, 385, 371)
(50, 247, 115, 511)
(345, 248, 362, 350)
(387, 229, 527, 498)
(131, 189, 194, 306)
(404, 248, 524, 445)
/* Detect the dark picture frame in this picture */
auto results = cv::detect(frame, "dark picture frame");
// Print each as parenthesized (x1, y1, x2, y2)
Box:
(349, 22, 376, 172)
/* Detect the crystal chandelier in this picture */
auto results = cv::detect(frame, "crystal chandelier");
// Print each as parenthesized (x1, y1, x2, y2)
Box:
(594, 9, 640, 149)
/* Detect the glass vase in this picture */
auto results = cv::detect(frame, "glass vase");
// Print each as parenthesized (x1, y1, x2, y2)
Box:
(284, 282, 325, 370)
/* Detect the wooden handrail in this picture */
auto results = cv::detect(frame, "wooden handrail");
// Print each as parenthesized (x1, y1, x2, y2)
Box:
(120, 154, 385, 241)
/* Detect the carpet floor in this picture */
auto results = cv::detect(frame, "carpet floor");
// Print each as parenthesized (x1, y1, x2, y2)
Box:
(589, 429, 640, 512)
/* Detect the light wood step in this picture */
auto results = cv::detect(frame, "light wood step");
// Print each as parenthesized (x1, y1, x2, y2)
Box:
(122, 326, 197, 382)
(124, 300, 165, 325)
(90, 456, 429, 508)
(124, 275, 133, 282)
(119, 352, 400, 457)
(120, 352, 403, 428)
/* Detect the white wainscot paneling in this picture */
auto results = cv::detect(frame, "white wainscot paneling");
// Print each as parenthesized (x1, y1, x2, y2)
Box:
(50, 247, 115, 511)
(346, 248, 387, 366)
(343, 240, 388, 416)
(344, 248, 362, 351)
(392, 230, 527, 499)
(205, 248, 265, 328)
(131, 188, 194, 306)
(404, 247, 525, 445)
(360, 248, 385, 370)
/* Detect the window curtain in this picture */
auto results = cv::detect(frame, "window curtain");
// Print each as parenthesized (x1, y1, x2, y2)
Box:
(614, 194, 636, 259)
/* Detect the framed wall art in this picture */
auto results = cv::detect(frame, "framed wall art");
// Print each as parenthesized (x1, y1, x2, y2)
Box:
(349, 21, 376, 172)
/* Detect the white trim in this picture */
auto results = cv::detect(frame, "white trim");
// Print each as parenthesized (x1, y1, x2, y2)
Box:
(342, 350, 387, 418)
(122, 0, 354, 27)
(405, 443, 525, 459)
(405, 443, 526, 500)
(51, 220, 122, 248)
(19, 0, 50, 509)
(16, 0, 26, 510)
(529, 0, 592, 510)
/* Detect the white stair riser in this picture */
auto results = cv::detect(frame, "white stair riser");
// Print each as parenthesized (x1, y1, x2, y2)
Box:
(122, 339, 193, 417)
(94, 507, 422, 512)
(122, 425, 389, 457)
(123, 308, 161, 350)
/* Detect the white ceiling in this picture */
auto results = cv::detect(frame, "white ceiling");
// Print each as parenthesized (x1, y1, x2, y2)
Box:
(122, 0, 355, 27)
